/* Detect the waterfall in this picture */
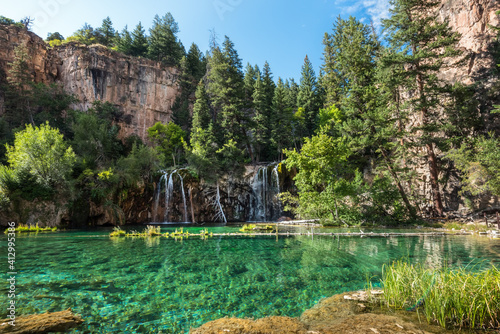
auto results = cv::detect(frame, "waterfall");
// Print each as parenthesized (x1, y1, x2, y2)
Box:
(250, 163, 282, 222)
(164, 171, 174, 222)
(153, 170, 189, 223)
(177, 173, 188, 222)
(272, 164, 282, 214)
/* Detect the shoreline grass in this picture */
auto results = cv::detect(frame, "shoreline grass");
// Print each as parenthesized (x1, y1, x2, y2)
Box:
(381, 260, 500, 329)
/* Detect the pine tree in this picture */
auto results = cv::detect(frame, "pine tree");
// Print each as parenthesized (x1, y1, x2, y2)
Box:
(284, 79, 299, 112)
(99, 17, 115, 47)
(116, 26, 133, 55)
(192, 81, 212, 130)
(271, 78, 293, 160)
(262, 61, 276, 109)
(185, 43, 206, 81)
(148, 13, 183, 65)
(321, 16, 378, 112)
(382, 0, 463, 216)
(252, 72, 267, 161)
(130, 22, 148, 57)
(297, 55, 320, 136)
(243, 63, 257, 108)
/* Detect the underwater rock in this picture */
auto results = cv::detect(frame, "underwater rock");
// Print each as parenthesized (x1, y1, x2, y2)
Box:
(192, 291, 454, 334)
(189, 316, 308, 334)
(0, 308, 83, 334)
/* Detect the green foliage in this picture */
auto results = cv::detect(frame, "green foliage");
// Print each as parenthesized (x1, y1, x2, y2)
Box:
(130, 22, 148, 57)
(207, 36, 247, 146)
(270, 78, 294, 160)
(147, 122, 186, 167)
(115, 26, 133, 55)
(148, 13, 183, 65)
(283, 132, 362, 224)
(116, 143, 161, 185)
(321, 16, 378, 110)
(5, 122, 75, 188)
(448, 135, 500, 197)
(187, 124, 219, 183)
(382, 261, 500, 329)
(0, 16, 24, 28)
(191, 82, 212, 130)
(297, 55, 321, 137)
(67, 23, 102, 45)
(70, 103, 124, 170)
(98, 17, 115, 47)
(46, 32, 64, 42)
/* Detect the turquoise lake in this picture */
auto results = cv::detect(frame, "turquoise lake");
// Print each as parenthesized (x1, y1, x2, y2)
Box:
(1, 225, 499, 333)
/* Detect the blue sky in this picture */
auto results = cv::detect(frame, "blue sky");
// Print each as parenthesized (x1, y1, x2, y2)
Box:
(2, 0, 390, 81)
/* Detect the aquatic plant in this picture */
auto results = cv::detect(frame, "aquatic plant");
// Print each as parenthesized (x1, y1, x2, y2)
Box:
(109, 226, 126, 237)
(145, 225, 162, 237)
(381, 260, 500, 329)
(239, 224, 256, 232)
(5, 223, 57, 233)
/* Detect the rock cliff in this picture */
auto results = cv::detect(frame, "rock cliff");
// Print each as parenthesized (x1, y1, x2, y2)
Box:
(0, 25, 181, 142)
(438, 0, 500, 84)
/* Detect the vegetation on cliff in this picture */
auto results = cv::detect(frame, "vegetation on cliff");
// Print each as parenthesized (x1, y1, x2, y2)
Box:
(0, 1, 499, 225)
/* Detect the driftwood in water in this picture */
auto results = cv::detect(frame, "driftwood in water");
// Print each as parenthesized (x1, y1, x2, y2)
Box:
(0, 309, 83, 334)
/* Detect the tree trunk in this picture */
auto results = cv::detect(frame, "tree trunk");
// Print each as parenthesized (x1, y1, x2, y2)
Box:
(415, 60, 444, 216)
(380, 148, 417, 219)
(425, 142, 444, 216)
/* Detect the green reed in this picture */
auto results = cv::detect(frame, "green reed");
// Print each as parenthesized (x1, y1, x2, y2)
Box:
(381, 260, 500, 329)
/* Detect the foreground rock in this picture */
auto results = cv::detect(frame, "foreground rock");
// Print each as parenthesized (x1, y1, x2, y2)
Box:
(0, 309, 83, 334)
(190, 316, 308, 334)
(190, 291, 452, 334)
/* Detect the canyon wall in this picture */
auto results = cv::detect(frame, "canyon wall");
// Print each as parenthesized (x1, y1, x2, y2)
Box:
(0, 25, 181, 142)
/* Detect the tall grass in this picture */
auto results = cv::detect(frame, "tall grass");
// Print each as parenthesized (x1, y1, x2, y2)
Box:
(382, 260, 500, 329)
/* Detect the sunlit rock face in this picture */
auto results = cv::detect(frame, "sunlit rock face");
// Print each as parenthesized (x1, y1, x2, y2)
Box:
(437, 0, 500, 84)
(0, 25, 181, 143)
(53, 44, 181, 141)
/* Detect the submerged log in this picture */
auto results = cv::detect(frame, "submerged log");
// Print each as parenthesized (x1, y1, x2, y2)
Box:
(0, 309, 83, 334)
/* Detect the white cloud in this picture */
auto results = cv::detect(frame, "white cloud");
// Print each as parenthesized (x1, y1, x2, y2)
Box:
(334, 0, 391, 28)
(362, 0, 391, 27)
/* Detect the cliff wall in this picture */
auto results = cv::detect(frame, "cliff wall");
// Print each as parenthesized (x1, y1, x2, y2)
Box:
(0, 25, 181, 142)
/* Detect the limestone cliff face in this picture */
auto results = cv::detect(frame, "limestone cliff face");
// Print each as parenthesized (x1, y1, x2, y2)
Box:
(0, 25, 181, 142)
(438, 0, 500, 84)
(53, 44, 180, 141)
(0, 25, 58, 84)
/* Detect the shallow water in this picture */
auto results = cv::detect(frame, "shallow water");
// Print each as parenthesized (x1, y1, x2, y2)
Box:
(1, 226, 499, 333)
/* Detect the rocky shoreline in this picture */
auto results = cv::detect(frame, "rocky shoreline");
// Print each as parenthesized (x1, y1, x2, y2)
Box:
(190, 290, 485, 334)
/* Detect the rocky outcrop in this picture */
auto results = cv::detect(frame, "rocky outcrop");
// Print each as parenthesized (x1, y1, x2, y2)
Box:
(53, 44, 180, 141)
(0, 24, 181, 142)
(0, 25, 58, 84)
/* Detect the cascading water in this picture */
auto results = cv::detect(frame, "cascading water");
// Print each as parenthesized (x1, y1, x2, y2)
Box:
(153, 170, 190, 223)
(250, 163, 282, 221)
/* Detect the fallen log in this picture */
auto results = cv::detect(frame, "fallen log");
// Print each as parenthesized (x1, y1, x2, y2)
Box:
(0, 309, 83, 334)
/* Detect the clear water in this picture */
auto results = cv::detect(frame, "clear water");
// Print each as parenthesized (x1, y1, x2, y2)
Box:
(1, 226, 499, 333)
